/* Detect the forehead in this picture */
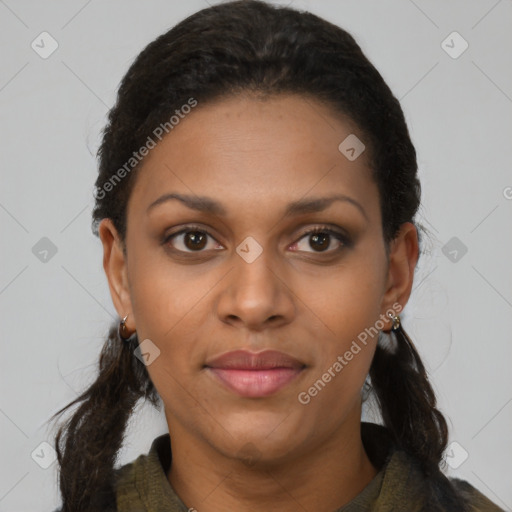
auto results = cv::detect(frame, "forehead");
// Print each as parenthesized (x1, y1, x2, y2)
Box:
(127, 93, 379, 222)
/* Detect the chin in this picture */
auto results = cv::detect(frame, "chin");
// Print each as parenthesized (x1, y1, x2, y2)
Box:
(212, 409, 307, 459)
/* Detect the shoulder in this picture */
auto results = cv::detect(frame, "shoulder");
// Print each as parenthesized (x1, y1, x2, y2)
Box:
(390, 450, 504, 511)
(112, 454, 147, 511)
(449, 477, 505, 512)
(51, 458, 145, 512)
(360, 423, 504, 512)
(384, 450, 505, 511)
(112, 433, 174, 511)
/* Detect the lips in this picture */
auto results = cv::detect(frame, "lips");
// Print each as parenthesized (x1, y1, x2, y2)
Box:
(206, 349, 305, 370)
(205, 350, 306, 397)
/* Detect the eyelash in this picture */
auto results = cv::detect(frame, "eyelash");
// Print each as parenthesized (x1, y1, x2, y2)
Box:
(162, 224, 351, 255)
(297, 226, 351, 252)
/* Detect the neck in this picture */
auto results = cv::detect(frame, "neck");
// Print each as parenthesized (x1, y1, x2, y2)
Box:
(166, 409, 378, 512)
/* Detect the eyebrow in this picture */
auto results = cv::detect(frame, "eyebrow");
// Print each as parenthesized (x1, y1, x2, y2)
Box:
(146, 192, 368, 221)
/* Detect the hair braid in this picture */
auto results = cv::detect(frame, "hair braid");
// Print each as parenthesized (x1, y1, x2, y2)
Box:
(49, 323, 158, 511)
(369, 322, 449, 476)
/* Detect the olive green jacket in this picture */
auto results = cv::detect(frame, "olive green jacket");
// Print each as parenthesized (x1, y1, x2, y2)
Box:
(55, 422, 506, 511)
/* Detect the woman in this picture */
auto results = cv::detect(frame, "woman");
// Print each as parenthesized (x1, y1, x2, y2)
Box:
(50, 1, 504, 510)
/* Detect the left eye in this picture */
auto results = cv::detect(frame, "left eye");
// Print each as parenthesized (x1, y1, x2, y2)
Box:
(291, 228, 347, 253)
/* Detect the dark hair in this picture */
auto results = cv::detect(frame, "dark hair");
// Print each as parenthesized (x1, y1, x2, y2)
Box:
(49, 1, 459, 510)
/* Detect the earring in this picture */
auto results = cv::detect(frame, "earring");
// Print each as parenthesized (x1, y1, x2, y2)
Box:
(119, 315, 131, 341)
(387, 311, 401, 331)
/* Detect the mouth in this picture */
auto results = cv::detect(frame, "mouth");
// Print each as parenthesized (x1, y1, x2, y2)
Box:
(204, 349, 306, 398)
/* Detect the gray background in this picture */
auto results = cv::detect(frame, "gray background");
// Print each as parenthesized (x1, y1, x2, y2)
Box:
(0, 1, 511, 510)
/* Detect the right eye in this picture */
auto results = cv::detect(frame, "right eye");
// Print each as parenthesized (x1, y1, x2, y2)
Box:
(163, 225, 224, 253)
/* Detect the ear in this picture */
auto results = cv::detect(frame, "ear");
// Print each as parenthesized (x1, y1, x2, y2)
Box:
(98, 218, 135, 333)
(380, 222, 419, 322)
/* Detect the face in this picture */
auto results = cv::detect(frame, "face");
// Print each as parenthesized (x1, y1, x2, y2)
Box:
(100, 93, 417, 466)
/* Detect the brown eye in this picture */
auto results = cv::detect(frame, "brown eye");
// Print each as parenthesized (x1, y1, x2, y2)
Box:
(183, 231, 207, 250)
(164, 226, 222, 253)
(309, 232, 330, 252)
(292, 227, 349, 254)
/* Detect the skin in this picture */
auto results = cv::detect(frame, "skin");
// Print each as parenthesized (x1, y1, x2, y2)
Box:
(99, 93, 418, 511)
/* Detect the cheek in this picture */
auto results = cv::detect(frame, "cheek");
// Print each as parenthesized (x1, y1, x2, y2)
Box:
(127, 244, 217, 342)
(126, 254, 209, 415)
(297, 252, 386, 395)
(307, 256, 386, 346)
(295, 279, 381, 427)
(125, 254, 224, 437)
(124, 254, 217, 410)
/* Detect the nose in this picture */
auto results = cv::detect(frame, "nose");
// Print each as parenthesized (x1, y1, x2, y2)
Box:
(215, 247, 296, 331)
